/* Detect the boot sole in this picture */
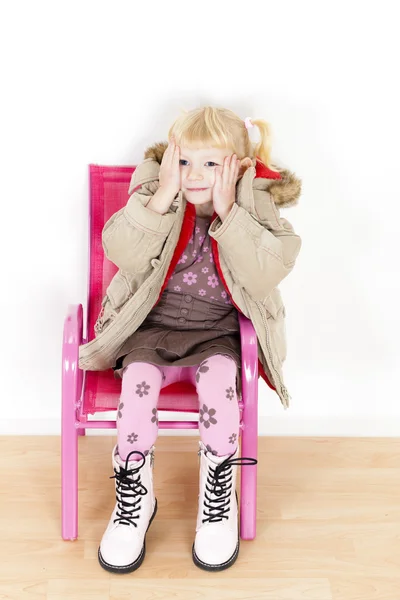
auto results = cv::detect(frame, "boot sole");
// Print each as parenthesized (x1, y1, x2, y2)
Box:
(192, 539, 239, 572)
(98, 498, 158, 574)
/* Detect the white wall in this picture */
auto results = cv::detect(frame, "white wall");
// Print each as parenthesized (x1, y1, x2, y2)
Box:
(1, 1, 399, 435)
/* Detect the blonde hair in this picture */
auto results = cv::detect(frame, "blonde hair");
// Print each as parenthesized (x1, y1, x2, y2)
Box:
(168, 106, 281, 173)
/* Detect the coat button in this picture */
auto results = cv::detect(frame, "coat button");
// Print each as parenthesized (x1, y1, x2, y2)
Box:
(184, 295, 192, 303)
(178, 317, 186, 323)
(181, 308, 188, 315)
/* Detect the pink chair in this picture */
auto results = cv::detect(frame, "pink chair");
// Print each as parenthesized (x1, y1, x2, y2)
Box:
(62, 165, 259, 542)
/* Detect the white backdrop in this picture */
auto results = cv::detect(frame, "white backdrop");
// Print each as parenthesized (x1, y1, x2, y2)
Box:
(1, 1, 399, 435)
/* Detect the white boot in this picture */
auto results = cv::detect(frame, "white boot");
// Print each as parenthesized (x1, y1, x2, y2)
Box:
(192, 440, 257, 571)
(98, 444, 157, 574)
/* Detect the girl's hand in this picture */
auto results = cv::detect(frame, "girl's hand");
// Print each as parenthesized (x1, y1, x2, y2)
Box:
(212, 154, 240, 220)
(159, 137, 181, 196)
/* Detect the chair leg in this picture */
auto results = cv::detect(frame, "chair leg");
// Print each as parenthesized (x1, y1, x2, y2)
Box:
(77, 367, 86, 436)
(239, 370, 258, 540)
(61, 305, 83, 541)
(61, 378, 79, 540)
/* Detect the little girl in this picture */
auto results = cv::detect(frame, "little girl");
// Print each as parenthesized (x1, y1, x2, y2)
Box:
(78, 106, 302, 574)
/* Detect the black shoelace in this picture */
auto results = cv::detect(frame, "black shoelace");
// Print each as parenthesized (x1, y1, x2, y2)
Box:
(202, 453, 258, 524)
(111, 450, 148, 527)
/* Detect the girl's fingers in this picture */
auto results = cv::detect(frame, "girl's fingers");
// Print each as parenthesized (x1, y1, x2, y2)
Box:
(235, 158, 240, 179)
(225, 154, 237, 185)
(230, 155, 239, 183)
(223, 156, 230, 187)
(173, 147, 180, 173)
(164, 141, 172, 165)
(170, 139, 179, 164)
(168, 137, 176, 155)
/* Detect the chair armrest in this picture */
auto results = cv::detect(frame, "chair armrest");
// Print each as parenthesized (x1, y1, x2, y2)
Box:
(62, 304, 84, 405)
(63, 304, 83, 345)
(238, 312, 258, 378)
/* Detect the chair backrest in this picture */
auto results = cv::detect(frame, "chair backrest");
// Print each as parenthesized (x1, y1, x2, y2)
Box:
(82, 165, 198, 416)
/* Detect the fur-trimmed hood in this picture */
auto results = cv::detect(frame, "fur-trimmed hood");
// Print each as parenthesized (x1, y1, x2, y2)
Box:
(142, 141, 302, 209)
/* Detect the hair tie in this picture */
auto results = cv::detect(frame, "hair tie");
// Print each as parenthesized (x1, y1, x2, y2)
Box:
(244, 117, 254, 129)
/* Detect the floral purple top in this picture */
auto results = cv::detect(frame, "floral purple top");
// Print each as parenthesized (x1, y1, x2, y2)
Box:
(167, 215, 233, 306)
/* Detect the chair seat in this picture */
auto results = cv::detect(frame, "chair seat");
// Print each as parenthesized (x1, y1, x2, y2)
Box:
(84, 370, 201, 414)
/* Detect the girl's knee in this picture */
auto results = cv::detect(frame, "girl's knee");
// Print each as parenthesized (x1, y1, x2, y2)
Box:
(197, 353, 236, 371)
(195, 354, 237, 385)
(121, 361, 163, 389)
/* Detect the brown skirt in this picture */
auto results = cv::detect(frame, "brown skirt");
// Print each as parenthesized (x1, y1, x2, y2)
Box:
(113, 324, 242, 397)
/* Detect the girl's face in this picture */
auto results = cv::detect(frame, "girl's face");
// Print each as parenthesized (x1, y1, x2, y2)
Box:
(179, 146, 247, 216)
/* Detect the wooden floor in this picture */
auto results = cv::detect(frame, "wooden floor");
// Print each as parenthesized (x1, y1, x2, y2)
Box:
(1, 436, 400, 600)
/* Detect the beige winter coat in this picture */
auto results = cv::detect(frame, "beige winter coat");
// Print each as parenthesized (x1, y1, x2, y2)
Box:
(78, 142, 302, 408)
